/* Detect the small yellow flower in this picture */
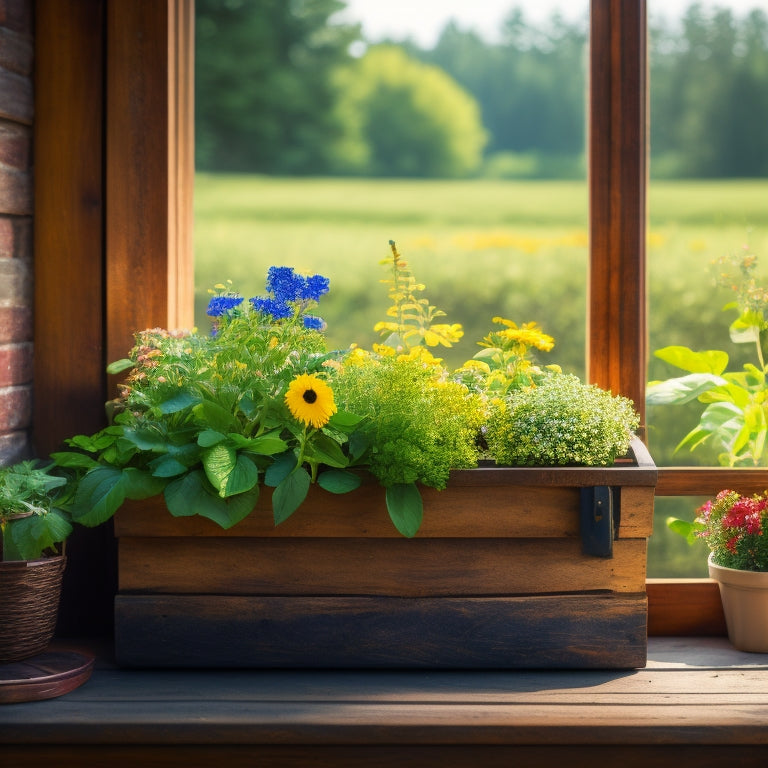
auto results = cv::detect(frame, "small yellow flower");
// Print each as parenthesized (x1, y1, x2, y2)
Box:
(285, 373, 337, 428)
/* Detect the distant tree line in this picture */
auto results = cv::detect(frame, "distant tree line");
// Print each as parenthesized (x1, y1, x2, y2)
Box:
(195, 0, 768, 178)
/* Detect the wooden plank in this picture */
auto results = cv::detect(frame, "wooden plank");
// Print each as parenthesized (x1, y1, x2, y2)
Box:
(33, 0, 106, 452)
(588, 0, 647, 415)
(647, 579, 727, 637)
(3, 745, 768, 768)
(118, 537, 648, 595)
(114, 480, 653, 539)
(656, 467, 768, 497)
(33, 0, 115, 640)
(106, 0, 194, 388)
(114, 593, 647, 668)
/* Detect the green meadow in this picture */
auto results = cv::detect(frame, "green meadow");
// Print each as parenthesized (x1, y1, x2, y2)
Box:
(194, 174, 768, 576)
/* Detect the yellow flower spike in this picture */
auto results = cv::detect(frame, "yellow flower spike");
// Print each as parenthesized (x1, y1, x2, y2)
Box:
(372, 343, 396, 357)
(285, 373, 337, 429)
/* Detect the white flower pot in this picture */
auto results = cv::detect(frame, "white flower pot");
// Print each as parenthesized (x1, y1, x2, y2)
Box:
(708, 552, 768, 653)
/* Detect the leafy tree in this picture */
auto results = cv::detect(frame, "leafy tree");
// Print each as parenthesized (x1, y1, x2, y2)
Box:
(195, 0, 360, 174)
(330, 46, 487, 177)
(408, 10, 588, 178)
(650, 4, 768, 178)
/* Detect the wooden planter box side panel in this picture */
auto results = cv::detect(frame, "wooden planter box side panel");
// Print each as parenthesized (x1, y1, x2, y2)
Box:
(115, 593, 648, 669)
(118, 537, 648, 596)
(113, 438, 656, 669)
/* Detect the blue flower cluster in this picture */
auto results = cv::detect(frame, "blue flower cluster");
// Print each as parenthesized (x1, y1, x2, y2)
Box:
(206, 294, 244, 317)
(250, 266, 330, 330)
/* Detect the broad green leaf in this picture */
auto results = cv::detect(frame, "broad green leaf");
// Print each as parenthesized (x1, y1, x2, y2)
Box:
(347, 431, 370, 463)
(67, 430, 120, 453)
(327, 410, 365, 431)
(220, 454, 259, 497)
(202, 443, 237, 493)
(164, 470, 258, 529)
(157, 391, 200, 415)
(305, 433, 349, 468)
(164, 471, 209, 517)
(264, 452, 297, 487)
(121, 427, 171, 452)
(149, 455, 189, 478)
(228, 431, 288, 456)
(122, 467, 166, 499)
(653, 346, 729, 375)
(729, 311, 765, 345)
(71, 466, 127, 527)
(677, 402, 743, 455)
(50, 451, 100, 470)
(198, 429, 226, 447)
(317, 469, 362, 495)
(192, 400, 239, 433)
(385, 482, 423, 538)
(106, 358, 135, 375)
(272, 467, 310, 526)
(9, 510, 73, 560)
(698, 380, 750, 408)
(666, 516, 702, 545)
(646, 373, 727, 405)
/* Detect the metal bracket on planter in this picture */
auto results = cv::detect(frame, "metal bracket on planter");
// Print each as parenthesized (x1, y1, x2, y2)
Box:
(580, 486, 615, 558)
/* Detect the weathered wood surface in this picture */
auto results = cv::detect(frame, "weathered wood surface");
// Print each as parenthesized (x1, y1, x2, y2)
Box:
(115, 485, 654, 540)
(118, 537, 648, 595)
(113, 438, 655, 669)
(3, 638, 768, 767)
(114, 593, 647, 669)
(647, 579, 728, 637)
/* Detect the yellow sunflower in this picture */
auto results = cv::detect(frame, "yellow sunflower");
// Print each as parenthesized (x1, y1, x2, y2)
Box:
(285, 373, 337, 428)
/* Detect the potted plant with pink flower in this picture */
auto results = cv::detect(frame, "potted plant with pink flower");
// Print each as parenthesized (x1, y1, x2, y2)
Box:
(671, 490, 768, 652)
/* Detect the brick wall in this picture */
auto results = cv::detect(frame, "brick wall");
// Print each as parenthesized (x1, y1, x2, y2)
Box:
(0, 0, 33, 465)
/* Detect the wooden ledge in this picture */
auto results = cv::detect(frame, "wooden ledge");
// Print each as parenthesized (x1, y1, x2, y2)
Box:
(2, 637, 768, 766)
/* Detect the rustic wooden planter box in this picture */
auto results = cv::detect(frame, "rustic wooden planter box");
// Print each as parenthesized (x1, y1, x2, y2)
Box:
(114, 437, 657, 669)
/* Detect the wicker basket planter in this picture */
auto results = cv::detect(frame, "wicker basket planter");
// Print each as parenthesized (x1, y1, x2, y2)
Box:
(114, 438, 657, 670)
(0, 556, 66, 664)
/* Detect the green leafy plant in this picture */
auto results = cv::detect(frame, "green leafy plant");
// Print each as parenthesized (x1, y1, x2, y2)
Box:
(54, 267, 364, 534)
(647, 248, 768, 467)
(484, 373, 639, 466)
(54, 244, 645, 542)
(669, 490, 768, 572)
(0, 460, 72, 561)
(332, 347, 485, 537)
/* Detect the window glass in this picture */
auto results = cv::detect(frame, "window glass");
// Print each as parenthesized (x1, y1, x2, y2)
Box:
(647, 0, 768, 576)
(194, 0, 589, 374)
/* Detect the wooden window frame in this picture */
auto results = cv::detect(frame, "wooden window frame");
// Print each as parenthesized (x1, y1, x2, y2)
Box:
(34, 0, 742, 635)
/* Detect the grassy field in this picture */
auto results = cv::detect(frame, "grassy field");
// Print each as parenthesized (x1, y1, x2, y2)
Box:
(194, 174, 768, 577)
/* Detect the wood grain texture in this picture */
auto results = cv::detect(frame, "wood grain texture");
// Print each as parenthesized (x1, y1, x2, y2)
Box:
(4, 638, 768, 765)
(114, 483, 653, 539)
(647, 579, 727, 637)
(588, 0, 647, 418)
(0, 650, 94, 703)
(2, 745, 767, 768)
(33, 0, 106, 454)
(656, 467, 768, 497)
(118, 536, 648, 596)
(106, 0, 194, 383)
(114, 593, 647, 668)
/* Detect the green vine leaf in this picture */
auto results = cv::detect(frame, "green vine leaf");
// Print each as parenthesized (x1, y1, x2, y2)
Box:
(385, 482, 423, 538)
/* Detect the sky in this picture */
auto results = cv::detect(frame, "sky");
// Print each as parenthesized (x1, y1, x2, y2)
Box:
(336, 0, 767, 47)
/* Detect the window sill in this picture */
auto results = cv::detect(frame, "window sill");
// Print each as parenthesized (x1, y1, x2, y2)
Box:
(2, 637, 767, 766)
